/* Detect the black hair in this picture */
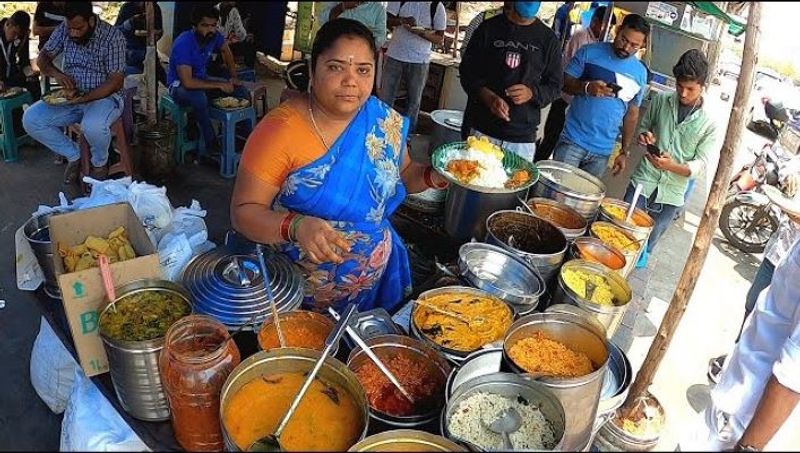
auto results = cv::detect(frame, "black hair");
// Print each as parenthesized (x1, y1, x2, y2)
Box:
(191, 5, 220, 26)
(620, 13, 650, 37)
(310, 18, 377, 72)
(9, 10, 30, 32)
(673, 49, 709, 85)
(64, 2, 94, 21)
(592, 7, 616, 26)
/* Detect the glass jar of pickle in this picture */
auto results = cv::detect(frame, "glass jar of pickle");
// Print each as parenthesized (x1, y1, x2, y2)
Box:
(159, 315, 241, 451)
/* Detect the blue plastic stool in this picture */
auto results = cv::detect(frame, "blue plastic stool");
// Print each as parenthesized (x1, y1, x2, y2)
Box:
(209, 105, 256, 178)
(0, 90, 34, 162)
(159, 94, 201, 164)
(236, 67, 256, 82)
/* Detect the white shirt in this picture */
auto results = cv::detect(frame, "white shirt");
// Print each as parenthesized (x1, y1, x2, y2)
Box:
(385, 2, 447, 64)
(712, 237, 800, 435)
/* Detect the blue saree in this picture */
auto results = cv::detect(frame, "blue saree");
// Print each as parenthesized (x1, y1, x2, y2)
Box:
(273, 96, 413, 313)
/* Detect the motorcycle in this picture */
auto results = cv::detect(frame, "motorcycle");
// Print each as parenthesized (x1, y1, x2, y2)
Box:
(719, 125, 800, 253)
(748, 96, 799, 141)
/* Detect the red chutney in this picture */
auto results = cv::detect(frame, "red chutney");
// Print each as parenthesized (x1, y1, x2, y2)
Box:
(354, 353, 444, 417)
(159, 315, 241, 451)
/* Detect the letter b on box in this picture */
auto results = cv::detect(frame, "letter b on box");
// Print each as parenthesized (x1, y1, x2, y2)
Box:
(80, 310, 99, 334)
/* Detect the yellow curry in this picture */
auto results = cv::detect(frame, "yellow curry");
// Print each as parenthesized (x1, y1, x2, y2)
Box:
(413, 292, 512, 352)
(592, 223, 640, 253)
(223, 372, 364, 451)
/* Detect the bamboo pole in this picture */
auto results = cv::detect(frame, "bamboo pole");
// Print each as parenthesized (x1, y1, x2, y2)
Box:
(620, 1, 762, 413)
(144, 1, 157, 126)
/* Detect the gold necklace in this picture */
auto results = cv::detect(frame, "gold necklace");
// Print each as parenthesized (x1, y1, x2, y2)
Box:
(308, 98, 330, 150)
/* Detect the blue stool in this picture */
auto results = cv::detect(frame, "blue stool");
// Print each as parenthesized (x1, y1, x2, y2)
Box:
(159, 94, 201, 164)
(0, 90, 34, 162)
(236, 67, 256, 82)
(209, 105, 256, 178)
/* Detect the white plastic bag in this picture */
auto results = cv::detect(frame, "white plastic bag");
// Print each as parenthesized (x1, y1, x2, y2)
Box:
(60, 368, 149, 452)
(16, 225, 44, 291)
(128, 182, 174, 244)
(159, 200, 208, 250)
(77, 176, 133, 210)
(30, 317, 80, 414)
(158, 233, 194, 282)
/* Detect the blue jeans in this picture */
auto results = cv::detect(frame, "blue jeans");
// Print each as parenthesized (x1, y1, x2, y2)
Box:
(738, 258, 775, 342)
(552, 138, 610, 179)
(379, 56, 428, 133)
(23, 95, 123, 167)
(169, 83, 250, 150)
(624, 183, 681, 253)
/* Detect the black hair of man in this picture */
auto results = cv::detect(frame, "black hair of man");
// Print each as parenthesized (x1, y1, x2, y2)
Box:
(620, 13, 650, 37)
(9, 10, 31, 32)
(673, 49, 709, 85)
(64, 2, 95, 21)
(191, 4, 220, 26)
(310, 18, 377, 72)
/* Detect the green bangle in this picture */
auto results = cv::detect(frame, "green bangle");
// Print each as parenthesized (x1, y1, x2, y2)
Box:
(288, 215, 305, 242)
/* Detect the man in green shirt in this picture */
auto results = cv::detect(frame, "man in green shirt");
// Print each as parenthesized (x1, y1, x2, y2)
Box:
(612, 49, 719, 254)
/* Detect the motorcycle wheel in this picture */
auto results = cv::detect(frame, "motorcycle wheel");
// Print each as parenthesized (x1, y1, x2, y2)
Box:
(719, 198, 779, 254)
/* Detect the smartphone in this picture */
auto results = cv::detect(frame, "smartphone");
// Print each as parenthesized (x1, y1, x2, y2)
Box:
(607, 82, 623, 96)
(646, 143, 662, 157)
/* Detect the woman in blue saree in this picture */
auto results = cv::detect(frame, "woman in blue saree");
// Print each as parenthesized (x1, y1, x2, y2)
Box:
(231, 18, 449, 313)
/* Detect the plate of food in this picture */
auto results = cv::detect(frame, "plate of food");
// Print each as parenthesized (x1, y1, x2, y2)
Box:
(43, 89, 81, 106)
(213, 96, 250, 110)
(0, 86, 24, 98)
(432, 136, 539, 193)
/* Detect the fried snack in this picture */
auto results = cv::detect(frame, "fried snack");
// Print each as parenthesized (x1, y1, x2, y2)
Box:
(508, 331, 595, 378)
(505, 169, 531, 189)
(446, 159, 482, 184)
(58, 227, 136, 272)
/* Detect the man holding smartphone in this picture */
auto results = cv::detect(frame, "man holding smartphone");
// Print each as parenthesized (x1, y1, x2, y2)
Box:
(552, 13, 650, 178)
(617, 49, 719, 255)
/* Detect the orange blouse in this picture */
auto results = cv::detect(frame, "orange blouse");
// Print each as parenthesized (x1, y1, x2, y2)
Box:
(239, 103, 326, 188)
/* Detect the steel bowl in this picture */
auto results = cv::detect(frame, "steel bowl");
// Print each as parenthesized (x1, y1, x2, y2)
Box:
(568, 237, 627, 274)
(526, 197, 588, 241)
(220, 348, 370, 451)
(532, 160, 606, 221)
(442, 372, 566, 451)
(256, 309, 336, 353)
(444, 347, 504, 403)
(410, 286, 515, 363)
(348, 429, 467, 452)
(458, 242, 546, 312)
(346, 334, 451, 428)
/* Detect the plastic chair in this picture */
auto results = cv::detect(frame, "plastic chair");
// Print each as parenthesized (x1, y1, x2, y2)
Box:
(239, 80, 270, 119)
(158, 94, 200, 164)
(0, 90, 34, 162)
(209, 105, 256, 178)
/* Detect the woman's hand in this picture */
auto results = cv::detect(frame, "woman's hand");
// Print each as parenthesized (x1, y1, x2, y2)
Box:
(294, 216, 352, 264)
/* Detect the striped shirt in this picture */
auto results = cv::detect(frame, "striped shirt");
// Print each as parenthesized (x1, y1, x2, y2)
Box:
(43, 18, 126, 94)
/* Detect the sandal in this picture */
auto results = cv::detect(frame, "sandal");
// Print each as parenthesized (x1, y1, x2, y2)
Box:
(707, 354, 727, 384)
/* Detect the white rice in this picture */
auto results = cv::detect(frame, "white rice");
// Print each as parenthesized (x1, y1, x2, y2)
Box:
(444, 148, 510, 189)
(448, 391, 557, 450)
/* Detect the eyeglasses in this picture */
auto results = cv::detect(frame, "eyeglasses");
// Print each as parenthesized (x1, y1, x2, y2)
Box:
(617, 34, 644, 52)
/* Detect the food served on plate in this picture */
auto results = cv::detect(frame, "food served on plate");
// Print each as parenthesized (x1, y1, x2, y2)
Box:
(43, 89, 80, 105)
(508, 331, 595, 378)
(0, 86, 24, 98)
(442, 136, 531, 189)
(213, 96, 250, 109)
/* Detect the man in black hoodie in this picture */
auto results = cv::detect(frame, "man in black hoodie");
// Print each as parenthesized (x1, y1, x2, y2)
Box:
(459, 1, 562, 163)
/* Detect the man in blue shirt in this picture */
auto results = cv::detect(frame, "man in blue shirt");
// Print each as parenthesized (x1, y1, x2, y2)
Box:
(168, 5, 248, 156)
(552, 1, 574, 45)
(552, 13, 650, 178)
(115, 1, 164, 79)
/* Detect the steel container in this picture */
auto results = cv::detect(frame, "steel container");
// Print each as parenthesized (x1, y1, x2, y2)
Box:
(552, 260, 632, 338)
(503, 312, 609, 451)
(592, 393, 665, 452)
(98, 279, 193, 421)
(485, 210, 567, 285)
(593, 341, 633, 436)
(526, 197, 588, 242)
(532, 160, 606, 221)
(430, 109, 464, 154)
(346, 334, 451, 428)
(442, 372, 567, 451)
(568, 237, 627, 275)
(23, 211, 62, 299)
(349, 429, 467, 452)
(588, 222, 643, 279)
(220, 348, 370, 451)
(458, 242, 546, 315)
(598, 199, 655, 276)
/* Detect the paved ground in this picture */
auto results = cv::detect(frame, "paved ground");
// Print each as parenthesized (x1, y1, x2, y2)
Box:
(0, 68, 792, 450)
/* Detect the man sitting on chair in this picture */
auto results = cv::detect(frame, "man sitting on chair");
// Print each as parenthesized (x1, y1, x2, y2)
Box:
(23, 1, 126, 183)
(167, 4, 249, 158)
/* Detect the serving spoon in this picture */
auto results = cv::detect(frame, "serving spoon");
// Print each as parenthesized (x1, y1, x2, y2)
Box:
(256, 244, 286, 348)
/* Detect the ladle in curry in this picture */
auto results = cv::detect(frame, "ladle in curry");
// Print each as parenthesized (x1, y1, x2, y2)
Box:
(98, 254, 118, 313)
(248, 303, 358, 452)
(256, 244, 286, 348)
(327, 306, 416, 405)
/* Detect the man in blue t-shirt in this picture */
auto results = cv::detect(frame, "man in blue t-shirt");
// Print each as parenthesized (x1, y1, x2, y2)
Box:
(168, 5, 248, 156)
(552, 13, 650, 178)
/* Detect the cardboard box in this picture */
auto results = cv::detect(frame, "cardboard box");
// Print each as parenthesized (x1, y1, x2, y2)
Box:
(49, 203, 163, 377)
